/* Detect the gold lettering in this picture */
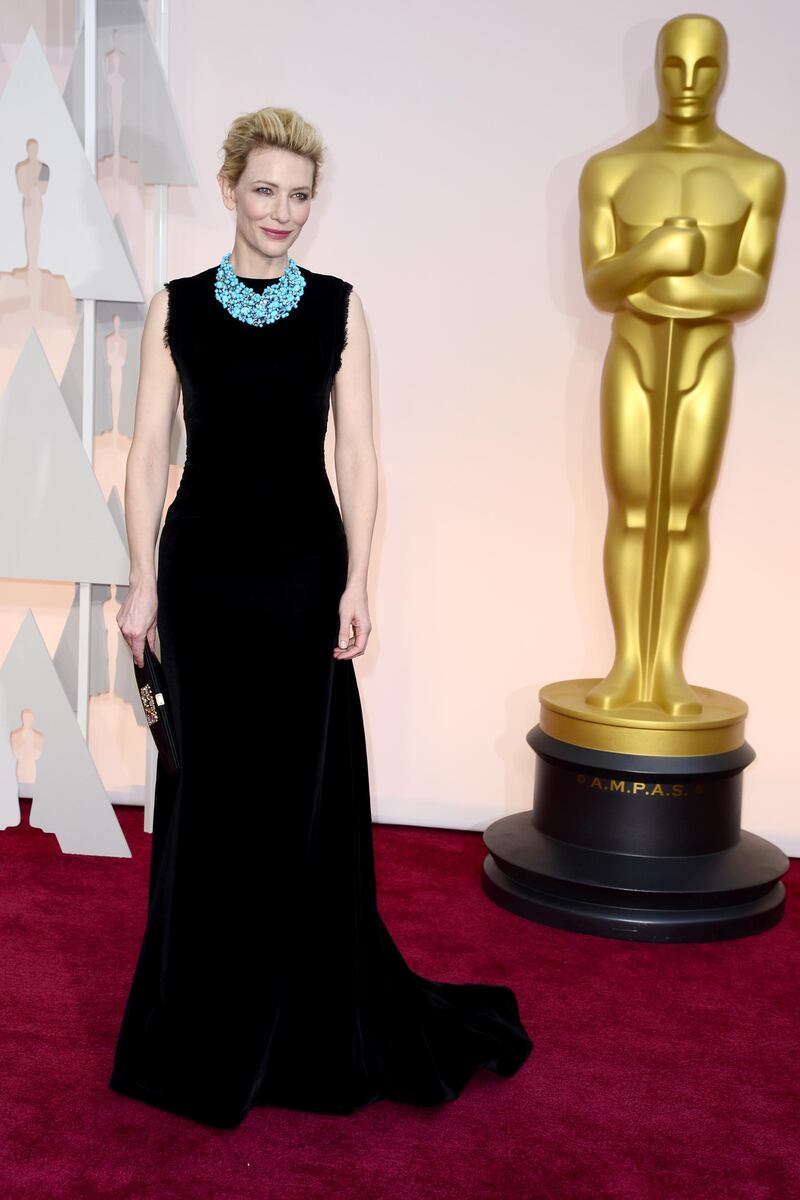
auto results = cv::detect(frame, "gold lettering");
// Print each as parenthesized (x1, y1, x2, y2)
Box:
(632, 782, 646, 793)
(609, 779, 625, 792)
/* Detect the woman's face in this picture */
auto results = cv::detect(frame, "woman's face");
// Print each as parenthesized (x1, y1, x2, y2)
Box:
(219, 145, 314, 261)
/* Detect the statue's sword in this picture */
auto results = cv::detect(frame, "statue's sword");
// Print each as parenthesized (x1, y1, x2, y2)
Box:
(640, 313, 682, 703)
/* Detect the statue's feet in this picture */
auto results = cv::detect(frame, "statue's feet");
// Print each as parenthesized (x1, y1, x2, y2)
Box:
(585, 661, 642, 710)
(650, 662, 703, 717)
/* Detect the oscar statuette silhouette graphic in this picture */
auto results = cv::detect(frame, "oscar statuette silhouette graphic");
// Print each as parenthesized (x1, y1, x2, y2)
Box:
(105, 314, 128, 445)
(15, 137, 49, 308)
(105, 31, 126, 173)
(483, 14, 789, 941)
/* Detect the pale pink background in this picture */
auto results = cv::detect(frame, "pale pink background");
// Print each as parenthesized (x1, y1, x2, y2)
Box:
(1, 0, 798, 850)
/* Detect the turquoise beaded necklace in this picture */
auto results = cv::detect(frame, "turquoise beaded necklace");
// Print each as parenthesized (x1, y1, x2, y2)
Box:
(214, 252, 306, 326)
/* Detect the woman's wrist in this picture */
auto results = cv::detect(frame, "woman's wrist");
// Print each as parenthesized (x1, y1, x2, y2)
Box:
(345, 570, 368, 592)
(129, 569, 157, 590)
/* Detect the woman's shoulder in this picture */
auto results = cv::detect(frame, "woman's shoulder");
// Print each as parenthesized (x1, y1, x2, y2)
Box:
(299, 264, 353, 293)
(163, 265, 216, 293)
(161, 263, 354, 299)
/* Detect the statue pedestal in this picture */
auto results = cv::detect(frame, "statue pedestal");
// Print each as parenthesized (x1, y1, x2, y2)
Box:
(482, 680, 789, 942)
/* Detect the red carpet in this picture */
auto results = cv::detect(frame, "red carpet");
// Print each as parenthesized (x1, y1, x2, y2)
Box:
(1, 800, 797, 1200)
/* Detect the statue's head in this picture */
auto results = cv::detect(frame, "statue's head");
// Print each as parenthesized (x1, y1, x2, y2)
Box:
(655, 13, 727, 122)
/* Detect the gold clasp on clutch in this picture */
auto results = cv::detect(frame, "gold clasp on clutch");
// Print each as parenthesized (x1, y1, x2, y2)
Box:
(139, 683, 160, 726)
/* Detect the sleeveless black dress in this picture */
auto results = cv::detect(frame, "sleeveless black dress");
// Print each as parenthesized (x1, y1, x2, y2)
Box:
(108, 263, 532, 1128)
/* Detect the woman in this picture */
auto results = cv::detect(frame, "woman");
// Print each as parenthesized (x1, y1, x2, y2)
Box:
(110, 106, 532, 1128)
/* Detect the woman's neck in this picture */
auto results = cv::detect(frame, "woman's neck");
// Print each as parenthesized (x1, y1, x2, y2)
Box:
(229, 241, 287, 280)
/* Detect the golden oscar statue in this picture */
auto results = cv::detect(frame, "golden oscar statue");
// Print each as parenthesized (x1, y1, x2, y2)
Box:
(483, 13, 789, 941)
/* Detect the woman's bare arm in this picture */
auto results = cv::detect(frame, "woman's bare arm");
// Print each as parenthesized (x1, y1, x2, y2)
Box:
(117, 288, 180, 666)
(330, 289, 378, 659)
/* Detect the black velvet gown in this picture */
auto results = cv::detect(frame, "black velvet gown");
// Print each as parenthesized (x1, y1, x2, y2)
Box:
(108, 263, 533, 1128)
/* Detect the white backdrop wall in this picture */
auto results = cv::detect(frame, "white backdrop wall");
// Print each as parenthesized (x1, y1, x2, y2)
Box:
(1, 1, 796, 851)
(163, 0, 799, 850)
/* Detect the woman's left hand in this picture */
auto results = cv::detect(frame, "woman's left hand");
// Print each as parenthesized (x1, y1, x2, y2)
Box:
(334, 584, 371, 659)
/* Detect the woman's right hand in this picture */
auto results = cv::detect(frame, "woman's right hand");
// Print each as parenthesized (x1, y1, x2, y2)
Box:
(117, 579, 158, 669)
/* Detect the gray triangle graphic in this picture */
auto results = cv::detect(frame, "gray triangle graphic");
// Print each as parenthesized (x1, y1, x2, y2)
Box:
(0, 611, 130, 856)
(0, 28, 143, 300)
(111, 213, 144, 296)
(0, 331, 130, 583)
(59, 311, 86, 435)
(107, 485, 129, 558)
(53, 583, 112, 708)
(60, 313, 113, 436)
(65, 4, 196, 186)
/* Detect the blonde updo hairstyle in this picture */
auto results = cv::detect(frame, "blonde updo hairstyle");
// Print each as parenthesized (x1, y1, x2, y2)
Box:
(219, 107, 325, 197)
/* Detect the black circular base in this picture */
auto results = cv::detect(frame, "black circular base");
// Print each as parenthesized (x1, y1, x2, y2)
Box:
(481, 728, 789, 943)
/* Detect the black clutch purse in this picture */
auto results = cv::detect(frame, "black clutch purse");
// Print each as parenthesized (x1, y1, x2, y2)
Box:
(134, 641, 181, 775)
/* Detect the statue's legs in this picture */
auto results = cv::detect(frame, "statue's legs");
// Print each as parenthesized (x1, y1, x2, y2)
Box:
(650, 337, 733, 713)
(586, 334, 649, 710)
(587, 325, 733, 714)
(23, 194, 41, 273)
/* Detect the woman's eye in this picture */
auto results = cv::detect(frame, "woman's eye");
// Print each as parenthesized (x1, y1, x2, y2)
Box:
(255, 188, 308, 199)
